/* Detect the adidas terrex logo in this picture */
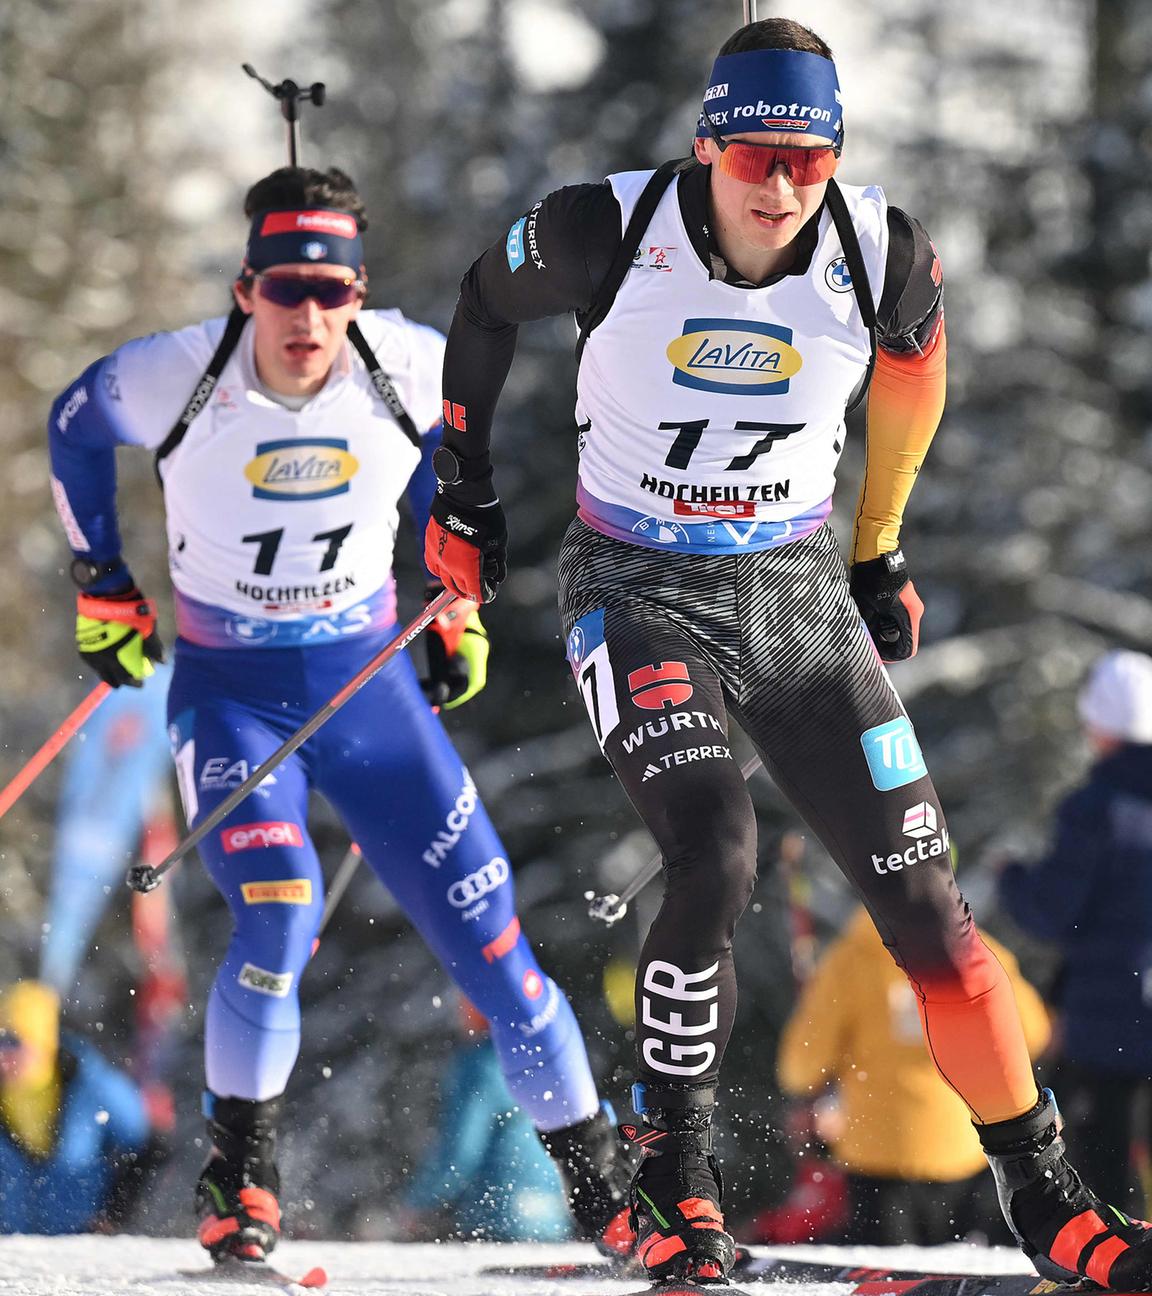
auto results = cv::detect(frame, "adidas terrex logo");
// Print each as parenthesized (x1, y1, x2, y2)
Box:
(642, 745, 731, 781)
(445, 514, 477, 536)
(872, 801, 950, 874)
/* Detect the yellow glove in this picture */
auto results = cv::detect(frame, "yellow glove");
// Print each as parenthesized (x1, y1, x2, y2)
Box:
(421, 590, 489, 710)
(76, 588, 164, 688)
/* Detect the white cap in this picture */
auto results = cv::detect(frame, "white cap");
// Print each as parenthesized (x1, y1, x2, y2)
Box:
(1077, 650, 1152, 744)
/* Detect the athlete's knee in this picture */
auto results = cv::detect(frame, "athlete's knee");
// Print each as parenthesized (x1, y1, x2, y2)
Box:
(661, 790, 757, 913)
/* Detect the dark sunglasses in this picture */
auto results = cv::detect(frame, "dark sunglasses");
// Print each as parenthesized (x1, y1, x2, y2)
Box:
(704, 112, 840, 187)
(248, 274, 366, 310)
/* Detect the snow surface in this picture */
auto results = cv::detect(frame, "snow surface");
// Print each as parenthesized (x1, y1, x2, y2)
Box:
(0, 1238, 1037, 1296)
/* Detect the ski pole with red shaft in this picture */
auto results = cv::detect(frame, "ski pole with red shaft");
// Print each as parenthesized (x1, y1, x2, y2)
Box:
(126, 591, 457, 893)
(0, 681, 112, 822)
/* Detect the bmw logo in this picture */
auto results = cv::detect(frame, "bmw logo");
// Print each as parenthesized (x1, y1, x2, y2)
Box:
(825, 258, 853, 292)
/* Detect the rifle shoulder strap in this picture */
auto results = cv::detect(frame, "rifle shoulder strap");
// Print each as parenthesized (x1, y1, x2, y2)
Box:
(575, 158, 685, 365)
(823, 178, 878, 414)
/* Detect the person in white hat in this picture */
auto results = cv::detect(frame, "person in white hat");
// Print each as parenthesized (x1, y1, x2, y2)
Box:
(1000, 648, 1152, 1219)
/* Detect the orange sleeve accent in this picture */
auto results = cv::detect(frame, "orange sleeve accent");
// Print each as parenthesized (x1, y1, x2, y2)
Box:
(850, 323, 947, 564)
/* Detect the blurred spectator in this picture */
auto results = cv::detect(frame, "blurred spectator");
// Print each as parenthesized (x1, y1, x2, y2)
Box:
(776, 906, 1050, 1244)
(400, 998, 571, 1241)
(999, 649, 1152, 1211)
(0, 980, 157, 1234)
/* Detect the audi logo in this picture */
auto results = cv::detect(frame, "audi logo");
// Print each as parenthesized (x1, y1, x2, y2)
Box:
(448, 858, 510, 907)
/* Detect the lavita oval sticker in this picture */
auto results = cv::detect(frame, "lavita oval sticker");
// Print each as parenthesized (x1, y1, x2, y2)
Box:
(667, 317, 802, 395)
(244, 438, 360, 500)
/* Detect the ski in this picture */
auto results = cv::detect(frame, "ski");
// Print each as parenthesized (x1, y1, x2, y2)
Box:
(178, 1258, 328, 1291)
(480, 1254, 1108, 1296)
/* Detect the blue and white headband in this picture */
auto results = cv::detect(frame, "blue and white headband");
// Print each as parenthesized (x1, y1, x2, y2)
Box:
(696, 48, 842, 144)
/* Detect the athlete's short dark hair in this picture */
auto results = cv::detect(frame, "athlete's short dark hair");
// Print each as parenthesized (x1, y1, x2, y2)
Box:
(243, 166, 368, 231)
(718, 19, 833, 61)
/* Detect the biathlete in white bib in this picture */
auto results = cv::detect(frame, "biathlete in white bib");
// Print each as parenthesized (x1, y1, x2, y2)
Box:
(425, 19, 1152, 1290)
(48, 166, 635, 1262)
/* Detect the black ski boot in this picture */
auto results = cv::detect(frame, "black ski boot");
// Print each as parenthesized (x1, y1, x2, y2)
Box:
(979, 1088, 1152, 1290)
(621, 1083, 736, 1285)
(538, 1103, 636, 1257)
(195, 1094, 283, 1263)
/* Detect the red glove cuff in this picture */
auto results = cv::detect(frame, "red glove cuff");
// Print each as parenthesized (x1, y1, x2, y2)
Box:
(77, 592, 158, 637)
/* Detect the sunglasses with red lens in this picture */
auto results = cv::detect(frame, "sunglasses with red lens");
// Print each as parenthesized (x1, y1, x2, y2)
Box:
(704, 113, 840, 187)
(251, 275, 365, 310)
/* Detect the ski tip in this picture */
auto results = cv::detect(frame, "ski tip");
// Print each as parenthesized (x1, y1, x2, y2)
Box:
(297, 1268, 328, 1290)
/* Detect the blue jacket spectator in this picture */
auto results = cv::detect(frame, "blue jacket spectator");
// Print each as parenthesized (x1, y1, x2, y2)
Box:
(403, 1002, 570, 1241)
(998, 650, 1152, 1207)
(0, 982, 152, 1234)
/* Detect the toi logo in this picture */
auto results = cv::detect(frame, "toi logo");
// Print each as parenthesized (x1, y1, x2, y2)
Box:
(860, 717, 927, 791)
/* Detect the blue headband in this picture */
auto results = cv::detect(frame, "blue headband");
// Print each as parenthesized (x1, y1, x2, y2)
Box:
(243, 208, 365, 274)
(696, 48, 842, 144)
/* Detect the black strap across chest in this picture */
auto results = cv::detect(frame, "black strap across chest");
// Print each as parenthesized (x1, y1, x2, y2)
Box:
(575, 164, 878, 413)
(153, 313, 421, 485)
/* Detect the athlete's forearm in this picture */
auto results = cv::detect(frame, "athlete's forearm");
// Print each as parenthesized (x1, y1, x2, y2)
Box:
(849, 323, 947, 563)
(48, 358, 129, 568)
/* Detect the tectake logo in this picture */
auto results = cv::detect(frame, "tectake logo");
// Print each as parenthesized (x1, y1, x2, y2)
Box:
(221, 821, 305, 854)
(872, 801, 950, 875)
(667, 319, 803, 395)
(244, 438, 359, 501)
(860, 717, 927, 791)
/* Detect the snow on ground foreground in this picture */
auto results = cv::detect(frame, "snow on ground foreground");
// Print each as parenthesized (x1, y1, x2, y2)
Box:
(0, 1237, 1036, 1296)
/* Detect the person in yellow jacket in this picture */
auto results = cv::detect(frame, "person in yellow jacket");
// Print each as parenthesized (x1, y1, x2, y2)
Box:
(778, 907, 1051, 1244)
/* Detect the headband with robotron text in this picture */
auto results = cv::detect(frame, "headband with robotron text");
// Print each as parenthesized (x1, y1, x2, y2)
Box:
(242, 207, 365, 275)
(696, 48, 842, 145)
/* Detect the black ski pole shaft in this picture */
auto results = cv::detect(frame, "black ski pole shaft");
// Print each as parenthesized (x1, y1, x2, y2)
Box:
(126, 591, 457, 894)
(587, 753, 764, 926)
(317, 843, 363, 940)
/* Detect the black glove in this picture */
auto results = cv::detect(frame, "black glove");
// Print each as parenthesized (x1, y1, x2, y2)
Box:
(425, 493, 508, 604)
(849, 550, 924, 663)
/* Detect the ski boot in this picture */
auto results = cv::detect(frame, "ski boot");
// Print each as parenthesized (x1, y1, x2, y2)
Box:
(978, 1088, 1152, 1291)
(539, 1103, 636, 1257)
(195, 1094, 283, 1263)
(621, 1083, 736, 1285)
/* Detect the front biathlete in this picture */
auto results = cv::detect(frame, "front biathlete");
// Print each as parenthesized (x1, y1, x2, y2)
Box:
(47, 166, 632, 1261)
(426, 19, 1152, 1290)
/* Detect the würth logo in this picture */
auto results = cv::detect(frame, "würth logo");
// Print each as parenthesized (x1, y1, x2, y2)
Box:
(221, 821, 304, 853)
(629, 662, 694, 711)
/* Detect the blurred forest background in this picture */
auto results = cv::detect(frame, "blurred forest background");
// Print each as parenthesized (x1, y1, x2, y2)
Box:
(2, 0, 1151, 1239)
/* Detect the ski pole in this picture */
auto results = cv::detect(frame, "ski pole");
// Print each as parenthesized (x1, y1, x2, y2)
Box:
(0, 682, 112, 822)
(242, 64, 326, 167)
(586, 752, 764, 925)
(317, 842, 363, 940)
(126, 591, 457, 894)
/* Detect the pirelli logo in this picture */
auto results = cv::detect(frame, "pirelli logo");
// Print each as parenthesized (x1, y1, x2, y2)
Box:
(241, 879, 313, 906)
